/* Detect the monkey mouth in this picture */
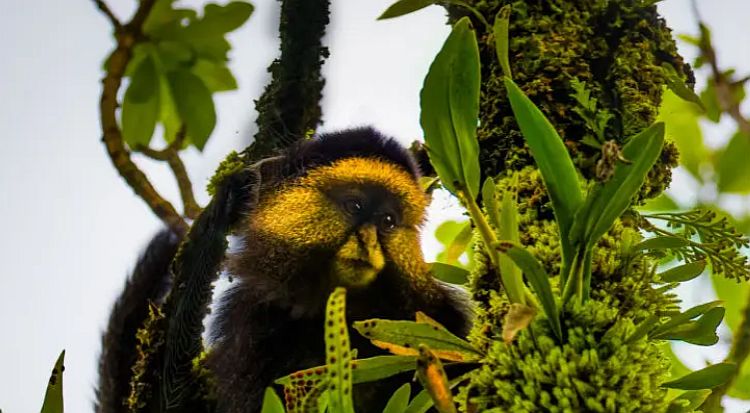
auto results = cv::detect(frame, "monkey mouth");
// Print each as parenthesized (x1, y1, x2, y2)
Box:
(334, 258, 383, 287)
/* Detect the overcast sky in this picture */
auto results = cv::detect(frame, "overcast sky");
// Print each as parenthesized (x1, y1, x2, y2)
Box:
(1, 1, 749, 412)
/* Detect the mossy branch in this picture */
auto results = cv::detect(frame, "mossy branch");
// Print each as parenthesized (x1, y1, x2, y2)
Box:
(245, 0, 331, 161)
(95, 0, 188, 235)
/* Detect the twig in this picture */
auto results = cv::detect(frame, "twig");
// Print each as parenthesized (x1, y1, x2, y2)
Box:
(136, 127, 202, 219)
(92, 0, 122, 31)
(695, 18, 750, 137)
(96, 0, 188, 235)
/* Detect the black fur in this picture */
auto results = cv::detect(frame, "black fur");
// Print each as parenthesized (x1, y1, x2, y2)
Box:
(95, 230, 182, 413)
(270, 127, 422, 183)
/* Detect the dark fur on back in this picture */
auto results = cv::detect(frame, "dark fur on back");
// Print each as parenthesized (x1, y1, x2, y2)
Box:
(95, 230, 182, 413)
(265, 127, 422, 184)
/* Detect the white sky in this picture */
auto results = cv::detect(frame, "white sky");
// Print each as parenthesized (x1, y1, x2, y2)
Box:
(0, 1, 748, 412)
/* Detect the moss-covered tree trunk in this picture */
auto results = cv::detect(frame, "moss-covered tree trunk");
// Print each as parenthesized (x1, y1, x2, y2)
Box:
(445, 1, 691, 411)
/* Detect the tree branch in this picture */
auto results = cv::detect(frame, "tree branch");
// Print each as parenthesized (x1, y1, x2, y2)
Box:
(92, 0, 122, 31)
(96, 0, 188, 235)
(136, 127, 202, 219)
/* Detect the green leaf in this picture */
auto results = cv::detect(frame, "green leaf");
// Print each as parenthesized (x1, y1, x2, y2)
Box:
(378, 0, 436, 19)
(493, 6, 512, 79)
(275, 356, 417, 387)
(191, 59, 238, 92)
(503, 77, 583, 266)
(665, 390, 712, 413)
(651, 300, 723, 338)
(442, 222, 473, 265)
(574, 122, 666, 249)
(352, 318, 482, 362)
(420, 17, 481, 199)
(261, 387, 286, 413)
(382, 383, 411, 413)
(325, 288, 355, 413)
(717, 132, 750, 194)
(626, 315, 660, 343)
(495, 241, 562, 341)
(498, 188, 525, 304)
(656, 90, 706, 180)
(700, 82, 722, 122)
(435, 220, 474, 270)
(40, 350, 65, 413)
(659, 261, 706, 283)
(661, 63, 705, 111)
(122, 55, 160, 148)
(416, 345, 457, 413)
(633, 236, 691, 251)
(481, 178, 501, 230)
(657, 307, 724, 345)
(430, 262, 469, 285)
(167, 69, 216, 150)
(662, 363, 736, 390)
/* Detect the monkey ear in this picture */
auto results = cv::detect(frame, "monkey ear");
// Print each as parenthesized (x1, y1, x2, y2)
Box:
(251, 155, 288, 192)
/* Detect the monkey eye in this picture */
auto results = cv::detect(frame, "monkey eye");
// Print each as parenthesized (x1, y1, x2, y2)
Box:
(380, 213, 396, 230)
(344, 199, 363, 214)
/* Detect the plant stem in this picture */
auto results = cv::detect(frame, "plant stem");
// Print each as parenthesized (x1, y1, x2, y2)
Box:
(460, 190, 526, 304)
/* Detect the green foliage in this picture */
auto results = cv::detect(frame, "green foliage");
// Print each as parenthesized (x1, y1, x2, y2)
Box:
(717, 132, 750, 194)
(118, 0, 252, 150)
(658, 261, 706, 283)
(434, 220, 474, 270)
(429, 262, 469, 284)
(261, 387, 286, 413)
(352, 316, 482, 362)
(641, 209, 750, 281)
(662, 363, 736, 390)
(40, 350, 65, 413)
(382, 383, 411, 413)
(492, 6, 511, 79)
(569, 78, 613, 146)
(420, 16, 481, 200)
(378, 0, 437, 19)
(656, 90, 707, 181)
(666, 390, 711, 413)
(325, 288, 355, 413)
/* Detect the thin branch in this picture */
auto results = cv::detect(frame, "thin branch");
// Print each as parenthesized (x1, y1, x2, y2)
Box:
(136, 126, 202, 220)
(96, 0, 188, 235)
(92, 0, 123, 31)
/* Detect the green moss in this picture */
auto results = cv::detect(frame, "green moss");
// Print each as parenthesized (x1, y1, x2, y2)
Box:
(207, 151, 245, 197)
(448, 0, 689, 201)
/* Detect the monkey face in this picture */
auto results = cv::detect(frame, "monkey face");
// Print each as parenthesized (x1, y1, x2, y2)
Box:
(249, 157, 429, 288)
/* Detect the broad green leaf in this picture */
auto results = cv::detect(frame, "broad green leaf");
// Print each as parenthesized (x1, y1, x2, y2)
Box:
(158, 74, 182, 143)
(662, 363, 736, 390)
(659, 261, 706, 283)
(665, 390, 711, 413)
(382, 383, 411, 413)
(325, 288, 355, 413)
(717, 132, 750, 194)
(661, 63, 705, 111)
(40, 350, 65, 413)
(352, 319, 482, 362)
(481, 178, 501, 230)
(191, 36, 232, 61)
(261, 387, 286, 413)
(191, 59, 238, 92)
(633, 236, 691, 251)
(656, 90, 706, 179)
(276, 356, 417, 386)
(498, 187, 524, 303)
(416, 345, 457, 413)
(378, 0, 436, 19)
(504, 77, 583, 265)
(199, 2, 254, 35)
(435, 220, 474, 270)
(167, 69, 216, 150)
(651, 300, 723, 338)
(143, 0, 197, 36)
(300, 384, 329, 413)
(495, 241, 562, 341)
(430, 262, 469, 285)
(420, 17, 481, 199)
(711, 272, 750, 332)
(156, 41, 192, 69)
(575, 122, 666, 249)
(442, 222, 473, 265)
(657, 307, 724, 345)
(493, 6, 512, 79)
(122, 55, 159, 148)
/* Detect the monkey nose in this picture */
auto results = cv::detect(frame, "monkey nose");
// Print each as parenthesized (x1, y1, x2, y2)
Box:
(357, 226, 385, 271)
